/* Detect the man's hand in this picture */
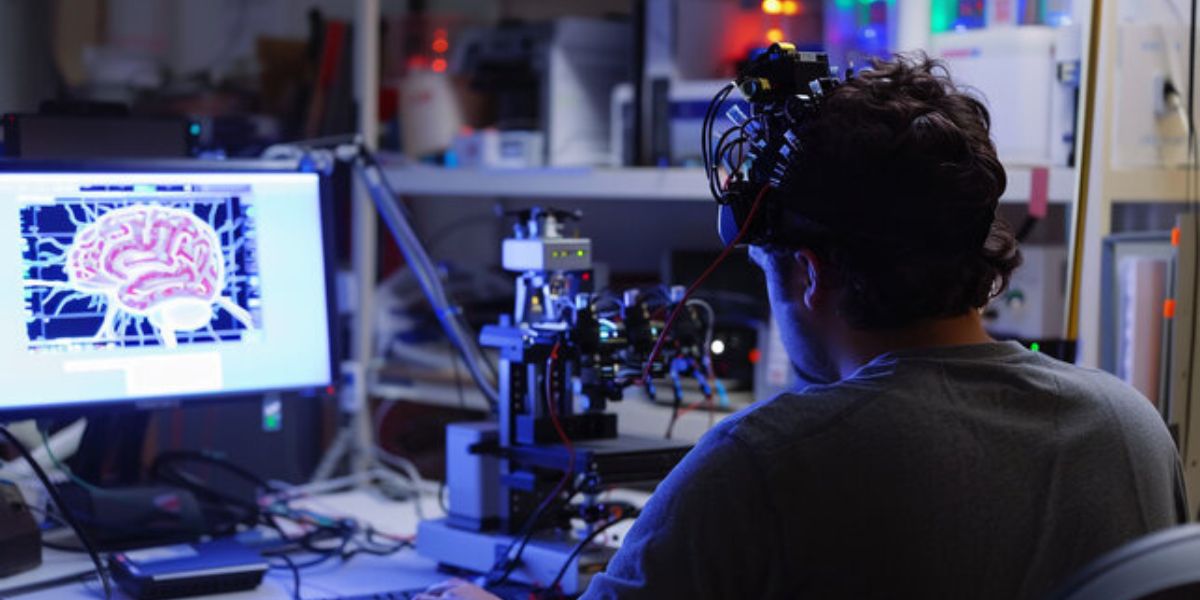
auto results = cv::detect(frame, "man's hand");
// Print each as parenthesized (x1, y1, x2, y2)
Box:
(413, 579, 502, 600)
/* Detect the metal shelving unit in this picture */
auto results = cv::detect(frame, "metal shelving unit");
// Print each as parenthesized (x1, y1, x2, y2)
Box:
(381, 160, 1077, 204)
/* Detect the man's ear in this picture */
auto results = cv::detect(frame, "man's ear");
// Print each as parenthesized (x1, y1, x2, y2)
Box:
(791, 249, 824, 311)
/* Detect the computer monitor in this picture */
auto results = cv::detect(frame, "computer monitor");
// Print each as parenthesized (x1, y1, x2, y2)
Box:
(0, 161, 336, 415)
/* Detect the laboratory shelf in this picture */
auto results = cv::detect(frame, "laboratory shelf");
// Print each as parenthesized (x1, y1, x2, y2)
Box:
(382, 163, 710, 202)
(380, 159, 1077, 205)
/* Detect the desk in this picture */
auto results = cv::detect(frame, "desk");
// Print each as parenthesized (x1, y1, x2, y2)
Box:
(0, 488, 649, 599)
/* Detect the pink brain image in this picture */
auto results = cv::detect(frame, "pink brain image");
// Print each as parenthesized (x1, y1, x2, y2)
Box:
(54, 205, 254, 348)
(68, 205, 222, 312)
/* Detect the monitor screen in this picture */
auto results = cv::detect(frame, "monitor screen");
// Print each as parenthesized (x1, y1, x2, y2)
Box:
(0, 168, 334, 412)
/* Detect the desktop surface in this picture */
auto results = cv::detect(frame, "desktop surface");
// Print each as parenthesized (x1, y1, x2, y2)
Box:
(2, 489, 648, 599)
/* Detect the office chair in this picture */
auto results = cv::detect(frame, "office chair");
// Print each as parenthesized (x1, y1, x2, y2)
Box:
(1047, 524, 1200, 600)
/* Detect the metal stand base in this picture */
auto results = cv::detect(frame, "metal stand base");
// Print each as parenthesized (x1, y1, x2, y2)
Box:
(310, 361, 377, 483)
(417, 518, 615, 595)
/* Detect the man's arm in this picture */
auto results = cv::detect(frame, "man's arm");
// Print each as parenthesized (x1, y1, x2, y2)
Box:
(582, 425, 780, 599)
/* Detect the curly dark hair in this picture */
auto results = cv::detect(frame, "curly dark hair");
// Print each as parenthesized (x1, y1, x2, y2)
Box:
(768, 52, 1021, 330)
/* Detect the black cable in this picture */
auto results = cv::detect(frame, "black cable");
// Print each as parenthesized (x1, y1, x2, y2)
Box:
(151, 456, 262, 526)
(1188, 0, 1197, 145)
(23, 501, 66, 526)
(152, 450, 274, 489)
(360, 528, 413, 555)
(541, 515, 634, 598)
(264, 509, 354, 546)
(0, 425, 112, 599)
(42, 539, 89, 553)
(704, 85, 736, 199)
(151, 449, 275, 526)
(152, 452, 361, 545)
(487, 342, 581, 587)
(279, 551, 339, 570)
(1014, 214, 1040, 242)
(146, 450, 414, 585)
(718, 136, 749, 179)
(264, 525, 344, 562)
(701, 84, 722, 168)
(0, 569, 99, 598)
(711, 108, 747, 194)
(486, 487, 581, 587)
(713, 120, 748, 154)
(259, 504, 413, 574)
(701, 85, 721, 181)
(151, 451, 309, 531)
(273, 554, 303, 600)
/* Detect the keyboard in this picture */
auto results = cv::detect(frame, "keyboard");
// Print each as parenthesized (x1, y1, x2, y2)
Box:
(318, 591, 425, 600)
(319, 583, 537, 600)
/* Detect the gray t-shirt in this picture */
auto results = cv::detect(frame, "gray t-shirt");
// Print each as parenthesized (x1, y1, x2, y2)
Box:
(584, 342, 1188, 599)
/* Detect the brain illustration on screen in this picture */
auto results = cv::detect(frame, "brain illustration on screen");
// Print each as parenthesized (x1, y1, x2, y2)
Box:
(21, 196, 262, 351)
(66, 205, 253, 347)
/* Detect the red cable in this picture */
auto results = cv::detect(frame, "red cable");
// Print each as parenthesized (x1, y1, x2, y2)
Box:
(545, 341, 575, 488)
(677, 363, 714, 420)
(641, 185, 773, 382)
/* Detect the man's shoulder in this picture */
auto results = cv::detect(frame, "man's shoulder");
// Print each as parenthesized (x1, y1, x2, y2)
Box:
(719, 345, 1166, 458)
(1043, 358, 1173, 441)
(1020, 351, 1163, 421)
(715, 378, 883, 457)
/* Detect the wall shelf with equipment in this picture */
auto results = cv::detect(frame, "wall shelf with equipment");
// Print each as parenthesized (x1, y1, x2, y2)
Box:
(380, 159, 1077, 205)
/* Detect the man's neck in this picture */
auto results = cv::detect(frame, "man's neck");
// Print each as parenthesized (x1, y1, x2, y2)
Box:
(834, 312, 994, 379)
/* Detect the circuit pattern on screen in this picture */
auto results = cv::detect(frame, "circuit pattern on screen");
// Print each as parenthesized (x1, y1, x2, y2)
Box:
(20, 194, 262, 351)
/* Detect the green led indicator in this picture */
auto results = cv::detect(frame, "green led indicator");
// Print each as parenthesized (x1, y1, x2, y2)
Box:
(576, 250, 585, 257)
(1030, 342, 1040, 353)
(189, 123, 201, 135)
(262, 396, 282, 432)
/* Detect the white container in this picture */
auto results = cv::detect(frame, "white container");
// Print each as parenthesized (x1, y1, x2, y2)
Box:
(399, 70, 463, 158)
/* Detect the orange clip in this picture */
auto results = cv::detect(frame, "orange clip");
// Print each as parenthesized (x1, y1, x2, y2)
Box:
(1172, 227, 1181, 247)
(1165, 299, 1177, 319)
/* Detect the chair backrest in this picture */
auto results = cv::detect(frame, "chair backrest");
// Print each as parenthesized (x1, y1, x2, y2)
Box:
(1047, 524, 1200, 600)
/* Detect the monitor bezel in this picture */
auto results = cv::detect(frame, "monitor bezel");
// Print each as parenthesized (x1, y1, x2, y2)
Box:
(0, 158, 341, 420)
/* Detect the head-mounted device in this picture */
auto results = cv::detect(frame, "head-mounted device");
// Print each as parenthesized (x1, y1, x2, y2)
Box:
(705, 43, 846, 246)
